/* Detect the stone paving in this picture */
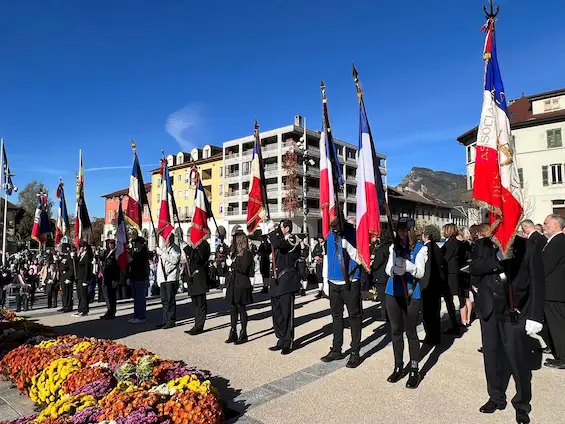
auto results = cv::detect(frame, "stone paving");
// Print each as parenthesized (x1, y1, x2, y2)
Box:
(2, 289, 565, 423)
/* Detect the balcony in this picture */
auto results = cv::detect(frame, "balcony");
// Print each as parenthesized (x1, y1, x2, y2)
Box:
(346, 174, 356, 183)
(241, 150, 253, 160)
(346, 156, 357, 165)
(305, 187, 320, 197)
(242, 168, 251, 176)
(262, 143, 280, 158)
(266, 184, 279, 192)
(226, 209, 241, 216)
(264, 164, 279, 177)
(224, 191, 240, 198)
(225, 153, 240, 164)
(225, 171, 240, 181)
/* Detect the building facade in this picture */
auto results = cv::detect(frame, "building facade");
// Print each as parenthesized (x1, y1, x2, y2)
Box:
(150, 145, 225, 245)
(1, 199, 23, 254)
(222, 115, 388, 237)
(458, 88, 565, 225)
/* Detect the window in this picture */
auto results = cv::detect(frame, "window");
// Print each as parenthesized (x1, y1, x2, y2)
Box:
(550, 164, 563, 185)
(220, 167, 223, 177)
(219, 184, 223, 195)
(219, 202, 224, 214)
(157, 194, 161, 203)
(177, 190, 182, 199)
(184, 190, 189, 201)
(469, 176, 474, 190)
(518, 168, 523, 188)
(143, 205, 149, 219)
(184, 206, 189, 217)
(185, 172, 190, 183)
(177, 174, 181, 183)
(553, 199, 565, 216)
(547, 129, 562, 148)
(544, 100, 552, 112)
(158, 178, 161, 187)
(466, 144, 476, 163)
(108, 210, 114, 221)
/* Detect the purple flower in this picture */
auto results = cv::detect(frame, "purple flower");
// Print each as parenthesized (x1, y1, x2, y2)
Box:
(164, 366, 211, 382)
(70, 406, 102, 424)
(71, 379, 113, 399)
(114, 407, 172, 424)
(6, 414, 38, 424)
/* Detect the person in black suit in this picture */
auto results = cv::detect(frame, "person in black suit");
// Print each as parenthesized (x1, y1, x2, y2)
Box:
(58, 244, 75, 313)
(419, 225, 445, 345)
(257, 236, 272, 294)
(371, 232, 393, 321)
(471, 223, 544, 424)
(441, 224, 461, 334)
(267, 219, 301, 355)
(73, 243, 93, 317)
(184, 237, 211, 335)
(225, 232, 255, 345)
(312, 236, 325, 299)
(297, 238, 310, 296)
(521, 219, 547, 248)
(541, 214, 565, 370)
(100, 239, 120, 320)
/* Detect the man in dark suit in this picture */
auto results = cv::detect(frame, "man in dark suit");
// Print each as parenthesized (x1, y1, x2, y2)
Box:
(184, 238, 211, 335)
(267, 219, 301, 355)
(100, 239, 120, 320)
(541, 214, 565, 370)
(521, 219, 547, 248)
(419, 225, 445, 346)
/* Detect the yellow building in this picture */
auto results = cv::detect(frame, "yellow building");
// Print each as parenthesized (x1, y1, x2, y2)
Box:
(150, 145, 224, 241)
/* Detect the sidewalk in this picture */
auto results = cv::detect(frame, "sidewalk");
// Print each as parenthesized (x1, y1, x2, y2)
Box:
(2, 290, 564, 423)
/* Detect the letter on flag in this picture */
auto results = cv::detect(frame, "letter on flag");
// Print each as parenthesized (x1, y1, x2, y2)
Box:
(472, 15, 522, 254)
(246, 121, 267, 233)
(31, 193, 51, 244)
(158, 160, 174, 241)
(55, 181, 70, 245)
(126, 152, 149, 229)
(116, 201, 129, 273)
(189, 176, 213, 247)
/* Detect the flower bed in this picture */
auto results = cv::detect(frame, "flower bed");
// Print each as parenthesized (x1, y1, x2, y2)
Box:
(0, 311, 224, 424)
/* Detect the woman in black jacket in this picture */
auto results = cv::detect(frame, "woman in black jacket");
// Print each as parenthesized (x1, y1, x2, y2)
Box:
(441, 224, 462, 333)
(372, 232, 393, 321)
(225, 233, 255, 345)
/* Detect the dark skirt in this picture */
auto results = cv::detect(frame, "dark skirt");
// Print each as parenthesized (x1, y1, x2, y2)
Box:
(226, 286, 254, 306)
(297, 261, 308, 280)
(447, 273, 460, 296)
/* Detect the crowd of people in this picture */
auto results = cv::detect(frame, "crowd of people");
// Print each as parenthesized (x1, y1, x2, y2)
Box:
(1, 213, 564, 424)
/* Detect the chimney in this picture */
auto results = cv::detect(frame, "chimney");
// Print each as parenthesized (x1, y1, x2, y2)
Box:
(294, 115, 304, 127)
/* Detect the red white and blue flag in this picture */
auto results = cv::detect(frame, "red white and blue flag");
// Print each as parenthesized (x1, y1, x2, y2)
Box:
(75, 150, 91, 247)
(115, 201, 129, 272)
(356, 104, 382, 270)
(55, 181, 70, 245)
(190, 173, 214, 248)
(246, 121, 267, 233)
(319, 88, 343, 239)
(157, 159, 174, 241)
(126, 152, 149, 229)
(31, 193, 51, 244)
(472, 15, 523, 254)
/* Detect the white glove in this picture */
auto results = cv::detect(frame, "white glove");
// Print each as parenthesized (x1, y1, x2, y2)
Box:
(394, 257, 406, 267)
(222, 288, 227, 297)
(525, 319, 543, 336)
(266, 220, 276, 233)
(404, 260, 416, 274)
(392, 266, 406, 276)
(322, 279, 329, 297)
(226, 258, 233, 266)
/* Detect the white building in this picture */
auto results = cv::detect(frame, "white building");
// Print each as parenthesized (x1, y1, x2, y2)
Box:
(222, 115, 388, 236)
(458, 88, 565, 225)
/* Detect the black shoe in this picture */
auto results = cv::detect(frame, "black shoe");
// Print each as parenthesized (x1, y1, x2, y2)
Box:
(186, 327, 203, 335)
(260, 287, 268, 294)
(155, 323, 165, 329)
(422, 338, 440, 346)
(163, 323, 176, 329)
(269, 345, 283, 352)
(544, 360, 565, 370)
(346, 352, 361, 369)
(315, 291, 323, 299)
(406, 369, 421, 389)
(281, 347, 292, 355)
(516, 410, 530, 424)
(299, 288, 306, 296)
(235, 332, 248, 345)
(57, 308, 64, 312)
(225, 330, 237, 344)
(320, 349, 344, 363)
(387, 366, 404, 383)
(479, 400, 506, 414)
(443, 327, 460, 336)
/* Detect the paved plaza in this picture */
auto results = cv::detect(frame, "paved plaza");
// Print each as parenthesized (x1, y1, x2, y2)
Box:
(1, 289, 564, 423)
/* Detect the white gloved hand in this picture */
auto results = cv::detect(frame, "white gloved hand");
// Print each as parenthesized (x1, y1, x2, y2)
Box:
(222, 288, 227, 297)
(392, 266, 406, 276)
(266, 220, 276, 233)
(525, 319, 543, 336)
(404, 260, 416, 274)
(394, 257, 406, 267)
(226, 258, 233, 267)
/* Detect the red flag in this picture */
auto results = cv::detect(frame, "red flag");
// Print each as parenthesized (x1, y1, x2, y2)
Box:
(158, 159, 174, 241)
(116, 201, 129, 272)
(246, 121, 266, 233)
(189, 173, 213, 248)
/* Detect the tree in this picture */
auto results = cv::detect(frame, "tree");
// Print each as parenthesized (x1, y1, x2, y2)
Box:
(90, 217, 105, 245)
(282, 150, 300, 217)
(520, 184, 536, 220)
(17, 181, 53, 241)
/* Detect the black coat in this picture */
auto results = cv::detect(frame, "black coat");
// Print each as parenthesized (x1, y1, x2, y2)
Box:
(76, 252, 92, 283)
(184, 240, 211, 296)
(442, 236, 461, 275)
(419, 241, 445, 292)
(215, 242, 229, 277)
(371, 241, 392, 286)
(226, 250, 255, 305)
(469, 237, 505, 320)
(529, 231, 547, 248)
(58, 254, 75, 283)
(102, 249, 120, 287)
(128, 245, 150, 282)
(257, 240, 272, 278)
(269, 230, 301, 297)
(542, 232, 565, 302)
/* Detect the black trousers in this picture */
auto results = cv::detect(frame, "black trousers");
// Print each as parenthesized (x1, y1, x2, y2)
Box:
(375, 284, 388, 321)
(421, 287, 441, 343)
(544, 301, 565, 361)
(160, 282, 177, 325)
(97, 278, 105, 302)
(440, 283, 459, 328)
(46, 284, 58, 309)
(62, 282, 73, 311)
(77, 282, 89, 314)
(15, 292, 28, 311)
(329, 281, 362, 354)
(230, 303, 248, 332)
(480, 315, 532, 414)
(271, 293, 295, 349)
(104, 284, 117, 317)
(191, 294, 207, 330)
(386, 295, 421, 367)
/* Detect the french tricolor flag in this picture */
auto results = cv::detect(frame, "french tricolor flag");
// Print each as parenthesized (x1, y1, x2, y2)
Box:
(472, 15, 523, 254)
(116, 201, 129, 272)
(246, 121, 266, 233)
(157, 160, 174, 241)
(356, 105, 381, 271)
(125, 153, 148, 229)
(190, 176, 213, 248)
(55, 181, 69, 245)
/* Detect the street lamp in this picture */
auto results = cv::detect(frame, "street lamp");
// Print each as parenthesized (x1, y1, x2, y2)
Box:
(295, 118, 311, 256)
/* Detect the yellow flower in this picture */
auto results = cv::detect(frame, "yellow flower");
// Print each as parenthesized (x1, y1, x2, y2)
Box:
(71, 341, 92, 355)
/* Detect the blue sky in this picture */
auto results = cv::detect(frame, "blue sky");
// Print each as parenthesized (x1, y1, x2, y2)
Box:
(0, 0, 563, 216)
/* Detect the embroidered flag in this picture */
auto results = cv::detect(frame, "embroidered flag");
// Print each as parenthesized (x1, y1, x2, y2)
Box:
(116, 201, 128, 272)
(125, 152, 149, 229)
(157, 159, 174, 241)
(189, 176, 213, 247)
(246, 121, 267, 233)
(55, 181, 70, 245)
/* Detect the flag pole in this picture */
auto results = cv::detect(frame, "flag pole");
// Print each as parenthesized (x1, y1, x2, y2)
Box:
(0, 138, 5, 265)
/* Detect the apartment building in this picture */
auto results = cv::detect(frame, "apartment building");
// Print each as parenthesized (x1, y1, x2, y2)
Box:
(222, 115, 388, 237)
(458, 88, 565, 224)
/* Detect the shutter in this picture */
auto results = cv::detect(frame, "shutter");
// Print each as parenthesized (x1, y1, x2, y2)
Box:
(542, 165, 549, 187)
(557, 129, 563, 147)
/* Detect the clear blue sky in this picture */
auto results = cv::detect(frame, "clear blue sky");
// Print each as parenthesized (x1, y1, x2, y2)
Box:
(0, 0, 563, 216)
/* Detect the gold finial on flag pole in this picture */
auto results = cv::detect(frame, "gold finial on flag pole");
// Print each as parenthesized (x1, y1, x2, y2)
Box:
(320, 79, 327, 103)
(352, 63, 363, 102)
(131, 139, 137, 152)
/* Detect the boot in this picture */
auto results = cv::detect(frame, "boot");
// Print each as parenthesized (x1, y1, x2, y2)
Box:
(235, 331, 248, 345)
(225, 329, 237, 344)
(387, 365, 404, 383)
(406, 369, 421, 389)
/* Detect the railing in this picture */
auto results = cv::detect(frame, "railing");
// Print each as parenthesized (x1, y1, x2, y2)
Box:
(241, 150, 253, 159)
(224, 191, 240, 198)
(264, 165, 278, 176)
(242, 169, 251, 176)
(226, 209, 241, 216)
(266, 185, 278, 192)
(225, 153, 239, 161)
(225, 172, 240, 179)
(263, 143, 279, 152)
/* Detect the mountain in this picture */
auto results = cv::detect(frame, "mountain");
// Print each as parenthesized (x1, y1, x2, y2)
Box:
(396, 167, 466, 206)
